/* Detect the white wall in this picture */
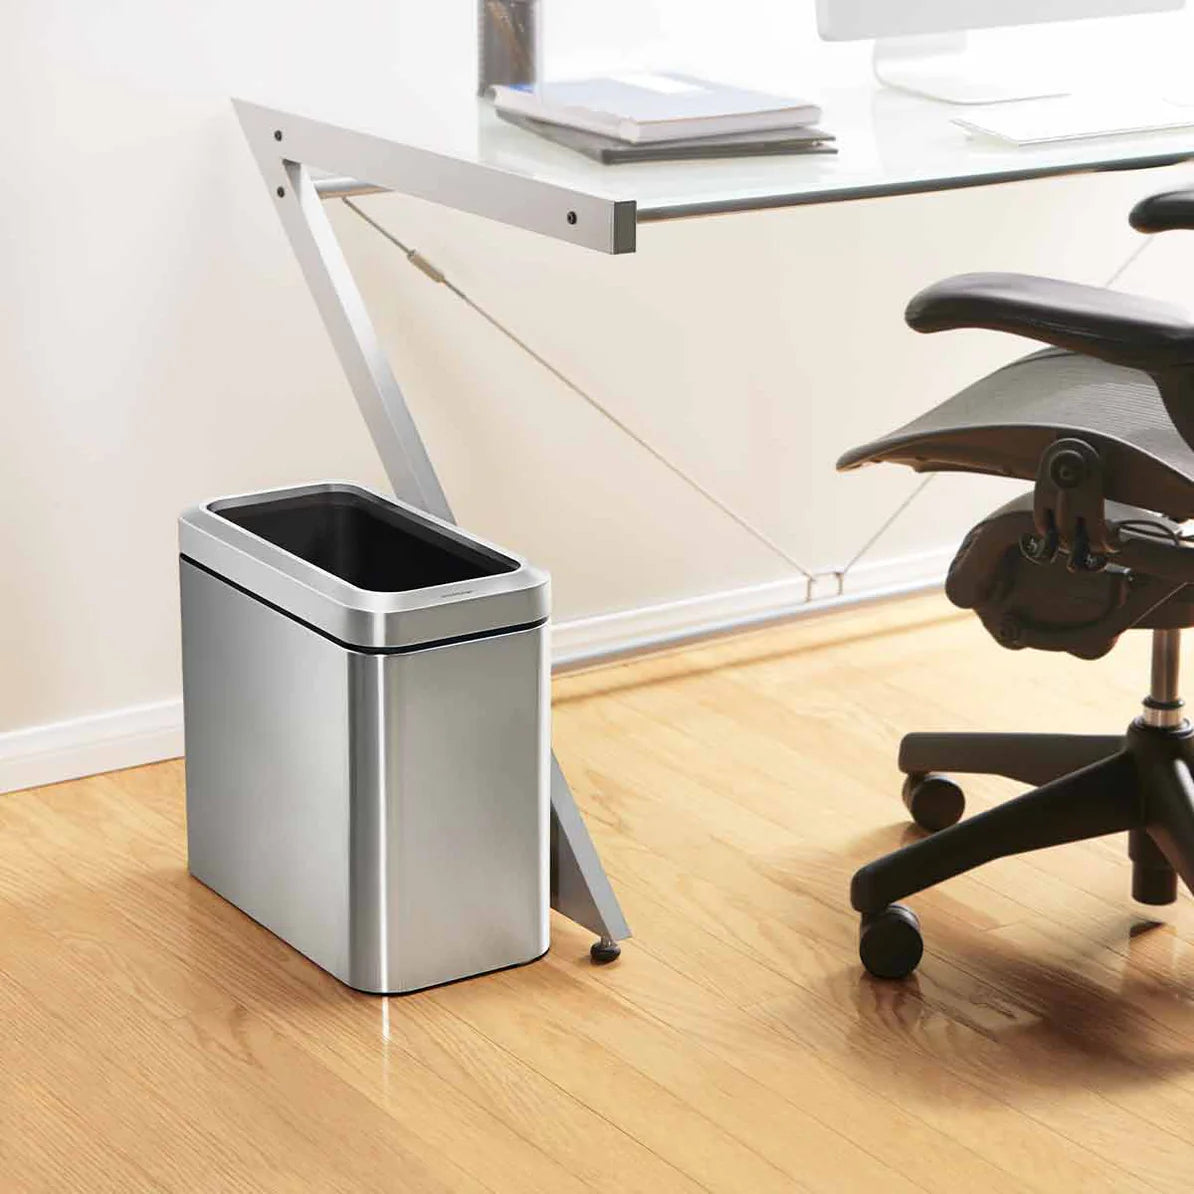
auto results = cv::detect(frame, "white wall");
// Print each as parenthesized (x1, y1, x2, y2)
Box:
(4, 0, 1194, 790)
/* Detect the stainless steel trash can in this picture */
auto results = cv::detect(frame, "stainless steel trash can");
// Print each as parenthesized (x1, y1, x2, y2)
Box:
(179, 482, 551, 994)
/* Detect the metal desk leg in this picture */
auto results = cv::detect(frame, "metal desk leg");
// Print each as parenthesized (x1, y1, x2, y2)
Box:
(240, 147, 630, 954)
(551, 756, 630, 960)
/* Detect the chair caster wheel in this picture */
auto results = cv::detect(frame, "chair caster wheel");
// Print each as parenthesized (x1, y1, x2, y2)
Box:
(902, 772, 964, 832)
(590, 936, 621, 965)
(859, 904, 923, 979)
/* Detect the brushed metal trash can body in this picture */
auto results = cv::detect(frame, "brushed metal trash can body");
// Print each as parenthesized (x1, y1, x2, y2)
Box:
(179, 482, 550, 994)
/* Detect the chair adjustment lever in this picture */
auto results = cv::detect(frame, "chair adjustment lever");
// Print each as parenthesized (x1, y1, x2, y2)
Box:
(1022, 438, 1115, 572)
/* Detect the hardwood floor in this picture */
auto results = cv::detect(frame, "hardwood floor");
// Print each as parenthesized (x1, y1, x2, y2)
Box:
(5, 593, 1194, 1191)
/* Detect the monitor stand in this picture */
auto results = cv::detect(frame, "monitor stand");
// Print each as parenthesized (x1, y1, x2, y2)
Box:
(874, 33, 1072, 105)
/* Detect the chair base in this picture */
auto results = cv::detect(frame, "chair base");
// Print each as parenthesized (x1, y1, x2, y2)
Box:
(852, 719, 1194, 978)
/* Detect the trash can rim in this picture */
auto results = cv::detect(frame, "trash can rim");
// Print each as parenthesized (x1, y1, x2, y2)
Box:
(178, 481, 550, 652)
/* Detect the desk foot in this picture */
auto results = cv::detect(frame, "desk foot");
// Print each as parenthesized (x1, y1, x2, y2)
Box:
(590, 935, 622, 965)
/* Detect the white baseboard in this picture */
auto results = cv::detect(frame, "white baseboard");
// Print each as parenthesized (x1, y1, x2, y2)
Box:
(0, 546, 951, 795)
(0, 699, 184, 796)
(551, 545, 953, 669)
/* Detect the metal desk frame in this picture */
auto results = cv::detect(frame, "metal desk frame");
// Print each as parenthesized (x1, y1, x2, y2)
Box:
(236, 100, 633, 950)
(235, 88, 1194, 952)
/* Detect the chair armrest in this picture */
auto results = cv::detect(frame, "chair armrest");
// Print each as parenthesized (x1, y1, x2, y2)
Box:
(904, 272, 1194, 373)
(1130, 188, 1194, 234)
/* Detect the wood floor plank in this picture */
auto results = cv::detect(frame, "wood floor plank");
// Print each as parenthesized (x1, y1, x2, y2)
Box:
(612, 882, 1151, 1194)
(434, 960, 821, 1194)
(579, 802, 1168, 1192)
(0, 803, 609, 1194)
(6, 593, 1194, 1191)
(0, 927, 488, 1193)
(537, 916, 1034, 1194)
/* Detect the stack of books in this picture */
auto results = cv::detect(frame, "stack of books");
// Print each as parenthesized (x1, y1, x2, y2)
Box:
(488, 71, 834, 165)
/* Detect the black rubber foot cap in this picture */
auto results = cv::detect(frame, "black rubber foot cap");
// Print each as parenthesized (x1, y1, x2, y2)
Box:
(859, 904, 923, 980)
(1133, 866, 1179, 906)
(902, 772, 965, 833)
(590, 938, 621, 965)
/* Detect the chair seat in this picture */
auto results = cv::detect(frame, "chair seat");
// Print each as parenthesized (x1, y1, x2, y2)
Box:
(837, 348, 1194, 521)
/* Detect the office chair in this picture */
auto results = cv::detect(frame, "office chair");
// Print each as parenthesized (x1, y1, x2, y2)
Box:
(838, 185, 1194, 979)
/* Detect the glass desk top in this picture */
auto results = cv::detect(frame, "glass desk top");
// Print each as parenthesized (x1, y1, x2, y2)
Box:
(236, 5, 1194, 251)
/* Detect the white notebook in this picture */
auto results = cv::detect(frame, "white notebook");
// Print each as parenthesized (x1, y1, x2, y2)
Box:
(489, 72, 822, 145)
(953, 95, 1194, 147)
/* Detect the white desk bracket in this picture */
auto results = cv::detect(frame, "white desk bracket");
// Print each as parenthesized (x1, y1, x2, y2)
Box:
(235, 99, 632, 952)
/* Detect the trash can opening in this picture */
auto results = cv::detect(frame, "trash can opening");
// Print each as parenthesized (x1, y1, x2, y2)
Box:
(213, 488, 518, 593)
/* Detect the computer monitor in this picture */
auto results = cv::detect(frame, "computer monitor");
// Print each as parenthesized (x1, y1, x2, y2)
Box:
(817, 0, 1184, 104)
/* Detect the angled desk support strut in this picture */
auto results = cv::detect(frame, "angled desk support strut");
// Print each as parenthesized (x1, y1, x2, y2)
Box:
(235, 100, 632, 951)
